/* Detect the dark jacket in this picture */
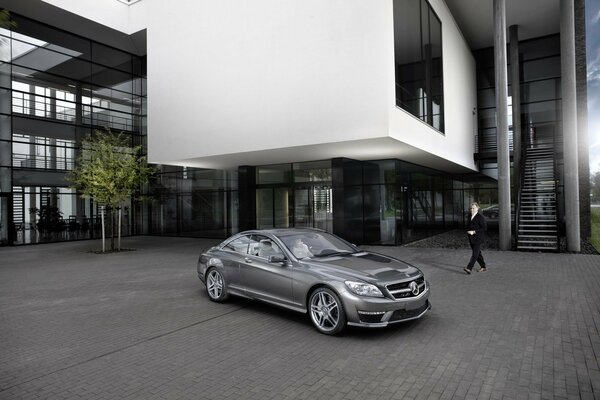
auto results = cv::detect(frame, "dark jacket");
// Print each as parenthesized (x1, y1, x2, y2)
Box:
(467, 212, 487, 245)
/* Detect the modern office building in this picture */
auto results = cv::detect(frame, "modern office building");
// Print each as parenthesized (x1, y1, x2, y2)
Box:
(0, 0, 591, 252)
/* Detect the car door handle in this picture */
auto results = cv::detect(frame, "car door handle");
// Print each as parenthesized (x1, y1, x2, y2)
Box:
(244, 257, 253, 263)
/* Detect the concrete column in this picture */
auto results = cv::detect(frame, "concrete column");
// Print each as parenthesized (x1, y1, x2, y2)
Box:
(509, 25, 521, 216)
(575, 0, 590, 239)
(494, 0, 512, 250)
(560, 0, 580, 251)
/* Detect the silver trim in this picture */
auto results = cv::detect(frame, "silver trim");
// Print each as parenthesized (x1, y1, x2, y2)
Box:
(347, 302, 431, 328)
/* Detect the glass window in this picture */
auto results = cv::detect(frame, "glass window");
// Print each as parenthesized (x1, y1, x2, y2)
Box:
(522, 56, 561, 82)
(256, 188, 274, 229)
(92, 42, 132, 73)
(393, 0, 444, 132)
(248, 234, 283, 258)
(256, 164, 291, 184)
(293, 160, 331, 183)
(224, 236, 251, 254)
(363, 160, 397, 185)
(478, 88, 496, 109)
(521, 79, 560, 103)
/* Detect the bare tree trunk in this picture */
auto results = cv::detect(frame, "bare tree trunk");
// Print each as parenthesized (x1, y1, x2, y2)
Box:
(110, 207, 115, 251)
(118, 207, 122, 251)
(101, 206, 105, 253)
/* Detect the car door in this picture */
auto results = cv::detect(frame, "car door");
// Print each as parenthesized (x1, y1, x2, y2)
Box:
(219, 235, 253, 293)
(240, 234, 295, 308)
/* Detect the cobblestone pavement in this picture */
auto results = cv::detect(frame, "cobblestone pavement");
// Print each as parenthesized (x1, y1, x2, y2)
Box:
(1, 236, 599, 400)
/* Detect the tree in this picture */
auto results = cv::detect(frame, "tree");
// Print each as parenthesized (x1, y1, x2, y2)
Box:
(68, 129, 155, 252)
(591, 171, 600, 204)
(0, 9, 14, 29)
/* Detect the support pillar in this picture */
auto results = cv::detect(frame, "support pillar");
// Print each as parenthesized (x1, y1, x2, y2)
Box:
(509, 25, 521, 212)
(560, 0, 580, 251)
(494, 0, 512, 250)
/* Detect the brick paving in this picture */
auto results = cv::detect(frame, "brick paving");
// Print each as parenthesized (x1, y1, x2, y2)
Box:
(0, 236, 599, 399)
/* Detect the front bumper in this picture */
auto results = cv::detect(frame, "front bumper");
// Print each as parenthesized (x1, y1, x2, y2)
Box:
(340, 281, 431, 328)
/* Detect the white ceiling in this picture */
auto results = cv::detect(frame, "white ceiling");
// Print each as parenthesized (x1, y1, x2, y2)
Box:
(444, 0, 560, 50)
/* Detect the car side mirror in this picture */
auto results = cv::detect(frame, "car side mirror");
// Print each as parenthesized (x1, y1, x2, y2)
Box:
(268, 254, 286, 263)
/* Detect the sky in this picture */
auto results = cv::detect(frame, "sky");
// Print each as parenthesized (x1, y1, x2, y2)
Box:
(587, 0, 600, 173)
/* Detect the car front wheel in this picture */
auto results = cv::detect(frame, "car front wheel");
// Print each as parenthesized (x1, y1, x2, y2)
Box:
(309, 288, 346, 335)
(206, 268, 228, 302)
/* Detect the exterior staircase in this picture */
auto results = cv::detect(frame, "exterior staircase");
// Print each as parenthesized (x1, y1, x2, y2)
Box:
(516, 146, 559, 251)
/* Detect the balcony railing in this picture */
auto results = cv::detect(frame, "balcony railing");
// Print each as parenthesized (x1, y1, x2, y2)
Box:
(13, 154, 75, 170)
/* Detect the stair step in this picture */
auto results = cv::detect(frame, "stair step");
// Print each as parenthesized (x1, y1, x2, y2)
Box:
(519, 230, 557, 234)
(517, 245, 559, 251)
(518, 242, 558, 246)
(518, 234, 557, 239)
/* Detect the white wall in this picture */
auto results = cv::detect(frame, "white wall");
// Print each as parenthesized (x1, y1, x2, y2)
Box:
(388, 0, 478, 172)
(145, 0, 390, 165)
(41, 0, 478, 172)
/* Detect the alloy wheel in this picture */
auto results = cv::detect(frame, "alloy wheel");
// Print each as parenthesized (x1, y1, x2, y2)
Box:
(309, 288, 345, 334)
(207, 269, 226, 301)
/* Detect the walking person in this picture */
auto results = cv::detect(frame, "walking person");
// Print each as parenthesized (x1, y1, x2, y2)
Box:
(464, 202, 487, 274)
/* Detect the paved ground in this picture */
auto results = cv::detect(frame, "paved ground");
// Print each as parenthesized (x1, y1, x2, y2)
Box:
(0, 236, 599, 400)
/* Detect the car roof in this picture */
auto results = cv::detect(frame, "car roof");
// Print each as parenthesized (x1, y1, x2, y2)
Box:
(238, 228, 326, 236)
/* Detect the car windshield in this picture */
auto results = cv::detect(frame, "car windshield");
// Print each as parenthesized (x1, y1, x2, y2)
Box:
(278, 231, 358, 259)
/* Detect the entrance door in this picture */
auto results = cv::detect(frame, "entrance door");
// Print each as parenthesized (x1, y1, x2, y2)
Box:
(256, 187, 290, 229)
(294, 186, 332, 232)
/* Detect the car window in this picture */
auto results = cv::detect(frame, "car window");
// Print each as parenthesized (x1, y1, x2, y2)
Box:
(223, 236, 252, 255)
(249, 234, 283, 259)
(279, 232, 357, 258)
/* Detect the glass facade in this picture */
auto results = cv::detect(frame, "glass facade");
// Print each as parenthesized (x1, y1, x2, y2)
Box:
(149, 166, 239, 238)
(393, 0, 444, 132)
(474, 34, 562, 223)
(0, 10, 501, 248)
(475, 35, 562, 156)
(0, 14, 147, 244)
(249, 158, 493, 246)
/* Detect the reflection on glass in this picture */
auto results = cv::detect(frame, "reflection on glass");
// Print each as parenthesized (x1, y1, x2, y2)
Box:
(274, 188, 289, 228)
(257, 164, 291, 185)
(293, 160, 331, 183)
(393, 0, 444, 132)
(313, 186, 332, 232)
(294, 188, 312, 227)
(256, 188, 273, 229)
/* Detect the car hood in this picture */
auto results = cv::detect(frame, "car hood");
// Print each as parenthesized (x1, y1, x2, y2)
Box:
(302, 251, 422, 283)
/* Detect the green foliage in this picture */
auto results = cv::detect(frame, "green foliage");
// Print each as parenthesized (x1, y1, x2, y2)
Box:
(591, 171, 600, 204)
(0, 9, 16, 29)
(591, 207, 600, 252)
(68, 129, 155, 209)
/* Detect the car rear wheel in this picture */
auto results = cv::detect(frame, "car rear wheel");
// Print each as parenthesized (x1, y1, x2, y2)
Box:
(309, 288, 346, 335)
(206, 268, 228, 302)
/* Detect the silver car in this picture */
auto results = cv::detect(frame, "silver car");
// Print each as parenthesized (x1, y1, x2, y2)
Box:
(197, 228, 430, 335)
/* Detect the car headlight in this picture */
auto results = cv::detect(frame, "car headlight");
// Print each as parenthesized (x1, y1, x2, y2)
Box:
(345, 281, 384, 297)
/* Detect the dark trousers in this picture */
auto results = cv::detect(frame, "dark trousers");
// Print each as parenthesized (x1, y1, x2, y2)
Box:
(467, 241, 485, 270)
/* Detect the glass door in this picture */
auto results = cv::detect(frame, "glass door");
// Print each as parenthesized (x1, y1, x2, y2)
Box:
(293, 186, 332, 232)
(294, 188, 312, 227)
(313, 186, 332, 232)
(256, 187, 290, 229)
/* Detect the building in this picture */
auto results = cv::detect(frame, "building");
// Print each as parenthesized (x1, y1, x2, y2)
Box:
(0, 0, 590, 251)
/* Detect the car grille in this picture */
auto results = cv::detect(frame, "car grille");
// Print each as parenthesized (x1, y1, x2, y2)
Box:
(357, 313, 384, 324)
(386, 276, 425, 299)
(389, 301, 430, 322)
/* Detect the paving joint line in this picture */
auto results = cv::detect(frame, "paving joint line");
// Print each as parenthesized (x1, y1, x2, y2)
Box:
(0, 306, 245, 393)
